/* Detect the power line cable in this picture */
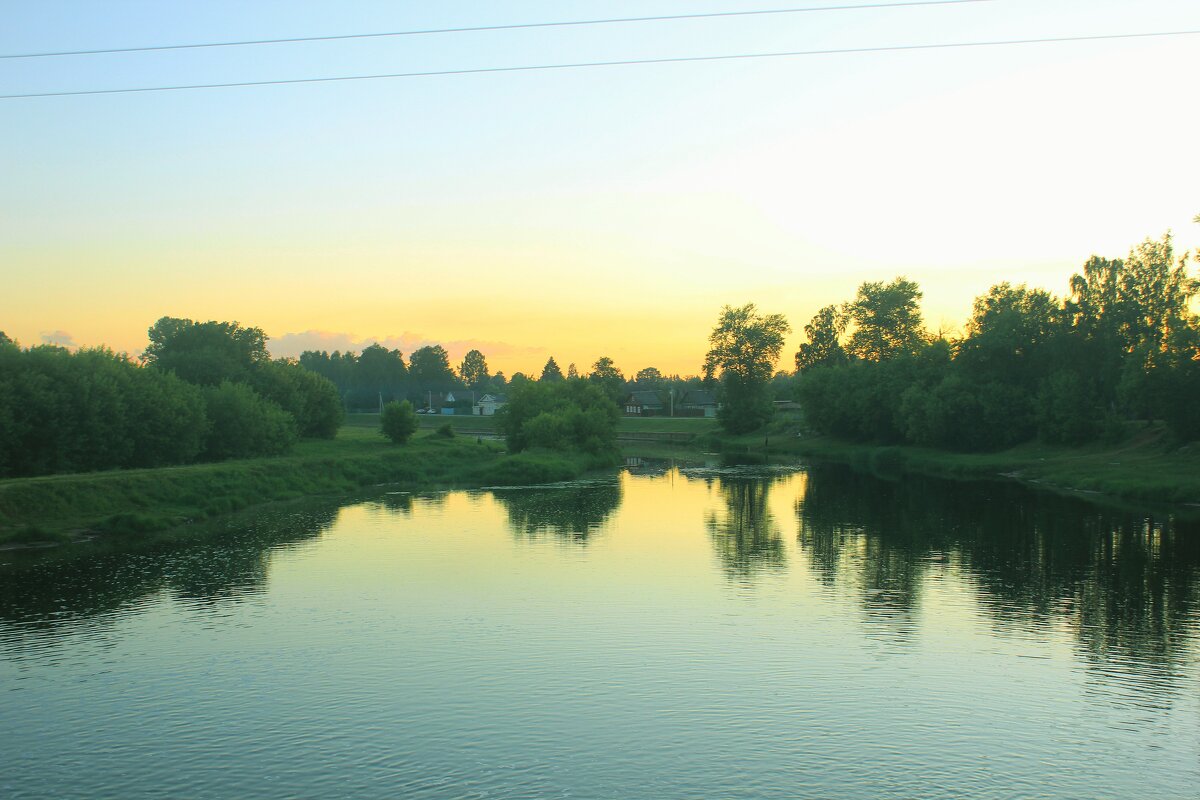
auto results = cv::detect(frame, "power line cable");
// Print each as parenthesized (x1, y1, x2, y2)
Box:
(2, 29, 1195, 101)
(0, 0, 996, 59)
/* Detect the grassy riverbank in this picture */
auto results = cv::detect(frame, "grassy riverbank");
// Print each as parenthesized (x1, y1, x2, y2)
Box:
(0, 425, 608, 548)
(713, 422, 1200, 507)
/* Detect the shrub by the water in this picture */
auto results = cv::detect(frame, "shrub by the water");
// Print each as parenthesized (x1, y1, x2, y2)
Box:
(496, 381, 619, 457)
(381, 400, 418, 444)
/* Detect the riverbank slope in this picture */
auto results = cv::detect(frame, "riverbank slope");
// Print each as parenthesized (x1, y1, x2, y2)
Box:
(0, 424, 606, 547)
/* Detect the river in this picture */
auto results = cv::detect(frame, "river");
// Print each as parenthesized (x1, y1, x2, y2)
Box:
(2, 460, 1198, 799)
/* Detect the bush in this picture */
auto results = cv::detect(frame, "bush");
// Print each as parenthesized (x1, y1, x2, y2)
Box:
(435, 423, 455, 438)
(202, 381, 297, 460)
(1036, 372, 1100, 445)
(381, 400, 418, 444)
(496, 381, 619, 455)
(252, 360, 344, 438)
(0, 345, 210, 477)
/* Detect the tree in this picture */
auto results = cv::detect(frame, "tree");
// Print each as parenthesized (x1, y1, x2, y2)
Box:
(409, 345, 456, 393)
(957, 283, 1061, 390)
(458, 349, 490, 389)
(496, 380, 619, 456)
(143, 317, 270, 385)
(795, 305, 848, 372)
(703, 303, 791, 434)
(635, 366, 664, 387)
(588, 356, 625, 402)
(252, 360, 344, 438)
(845, 277, 926, 362)
(202, 381, 297, 460)
(356, 344, 408, 396)
(381, 400, 418, 444)
(540, 357, 564, 382)
(567, 362, 579, 380)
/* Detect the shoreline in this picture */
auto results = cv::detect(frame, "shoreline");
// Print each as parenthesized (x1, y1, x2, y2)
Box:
(6, 416, 1198, 552)
(0, 428, 611, 550)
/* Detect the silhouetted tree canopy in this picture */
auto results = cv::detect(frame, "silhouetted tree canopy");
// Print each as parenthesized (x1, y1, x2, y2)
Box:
(703, 303, 791, 434)
(458, 349, 490, 390)
(795, 305, 848, 372)
(539, 357, 564, 382)
(845, 277, 926, 362)
(143, 317, 270, 386)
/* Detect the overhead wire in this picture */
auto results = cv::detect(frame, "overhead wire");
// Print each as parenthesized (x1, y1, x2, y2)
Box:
(1, 0, 997, 60)
(1, 29, 1196, 101)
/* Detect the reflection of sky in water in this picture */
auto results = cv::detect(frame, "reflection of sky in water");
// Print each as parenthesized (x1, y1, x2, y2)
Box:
(1, 464, 1198, 800)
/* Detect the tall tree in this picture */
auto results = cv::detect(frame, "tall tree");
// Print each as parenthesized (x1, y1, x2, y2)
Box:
(567, 362, 579, 380)
(635, 366, 664, 387)
(703, 303, 791, 433)
(142, 317, 270, 385)
(458, 349, 490, 389)
(844, 278, 926, 362)
(409, 345, 457, 393)
(589, 356, 625, 402)
(540, 357, 564, 382)
(795, 305, 848, 372)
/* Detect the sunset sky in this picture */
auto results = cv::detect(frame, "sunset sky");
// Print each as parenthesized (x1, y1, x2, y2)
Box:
(3, 0, 1198, 377)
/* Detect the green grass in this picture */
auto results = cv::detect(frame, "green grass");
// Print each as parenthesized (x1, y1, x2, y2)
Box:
(0, 425, 607, 547)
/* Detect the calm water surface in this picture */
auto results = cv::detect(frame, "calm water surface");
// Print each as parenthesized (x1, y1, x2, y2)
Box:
(2, 461, 1198, 799)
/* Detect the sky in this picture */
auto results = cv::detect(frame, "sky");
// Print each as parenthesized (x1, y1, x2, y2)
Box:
(2, 0, 1198, 377)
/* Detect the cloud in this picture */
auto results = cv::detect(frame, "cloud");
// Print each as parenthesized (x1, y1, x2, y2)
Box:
(40, 330, 77, 348)
(268, 329, 544, 364)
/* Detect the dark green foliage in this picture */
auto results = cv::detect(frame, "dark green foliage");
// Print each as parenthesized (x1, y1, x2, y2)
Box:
(251, 360, 344, 438)
(496, 380, 619, 456)
(634, 366, 665, 388)
(435, 422, 455, 438)
(539, 357, 565, 382)
(202, 381, 297, 460)
(704, 303, 791, 434)
(381, 400, 418, 444)
(845, 277, 926, 362)
(143, 317, 270, 386)
(458, 349, 490, 390)
(125, 367, 209, 467)
(409, 345, 457, 394)
(795, 305, 848, 372)
(588, 356, 625, 402)
(0, 345, 209, 477)
(1158, 360, 1200, 441)
(798, 235, 1200, 451)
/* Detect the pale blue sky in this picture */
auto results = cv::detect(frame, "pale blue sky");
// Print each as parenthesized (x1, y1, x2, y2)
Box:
(3, 1, 1198, 372)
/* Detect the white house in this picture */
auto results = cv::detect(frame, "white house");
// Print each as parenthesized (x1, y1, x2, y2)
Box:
(474, 393, 508, 416)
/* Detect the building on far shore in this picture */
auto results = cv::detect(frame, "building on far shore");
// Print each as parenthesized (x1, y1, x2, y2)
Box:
(623, 390, 664, 416)
(679, 389, 718, 418)
(474, 393, 508, 416)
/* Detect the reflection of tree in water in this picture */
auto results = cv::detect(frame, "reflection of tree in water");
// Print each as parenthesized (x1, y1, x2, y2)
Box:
(0, 503, 341, 639)
(705, 475, 786, 581)
(369, 492, 414, 515)
(797, 464, 1200, 692)
(493, 481, 622, 544)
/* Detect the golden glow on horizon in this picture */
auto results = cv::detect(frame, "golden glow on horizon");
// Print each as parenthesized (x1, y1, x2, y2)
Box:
(3, 3, 1198, 374)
